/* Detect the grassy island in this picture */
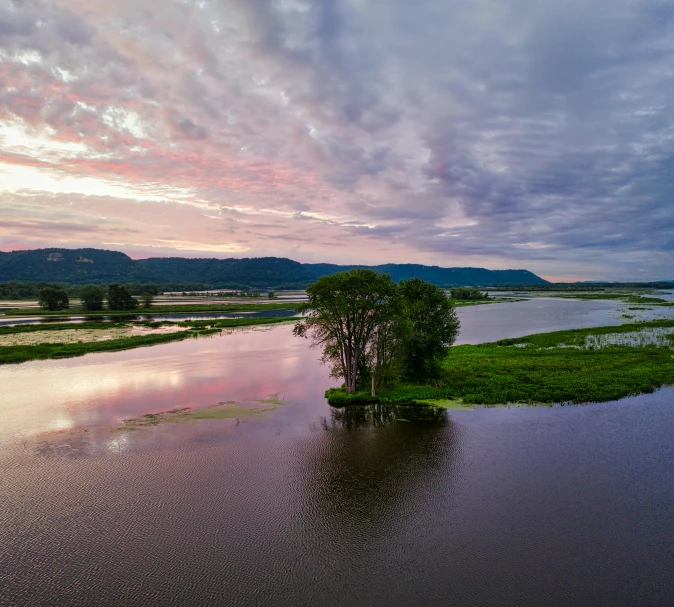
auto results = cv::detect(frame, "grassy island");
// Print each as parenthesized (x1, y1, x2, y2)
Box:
(326, 319, 674, 407)
(0, 316, 294, 365)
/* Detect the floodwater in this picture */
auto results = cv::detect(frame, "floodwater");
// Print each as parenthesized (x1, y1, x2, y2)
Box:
(1, 299, 673, 606)
(0, 308, 298, 328)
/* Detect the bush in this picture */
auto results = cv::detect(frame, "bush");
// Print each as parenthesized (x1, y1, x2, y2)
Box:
(325, 387, 380, 406)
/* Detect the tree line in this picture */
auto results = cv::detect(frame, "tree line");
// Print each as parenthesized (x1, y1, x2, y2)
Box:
(37, 284, 155, 312)
(0, 281, 227, 300)
(294, 269, 460, 397)
(449, 286, 489, 300)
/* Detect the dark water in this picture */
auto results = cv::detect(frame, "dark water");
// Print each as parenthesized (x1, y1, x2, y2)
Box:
(1, 299, 673, 606)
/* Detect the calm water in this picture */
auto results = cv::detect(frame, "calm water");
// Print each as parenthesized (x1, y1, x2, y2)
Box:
(0, 308, 298, 328)
(1, 299, 673, 606)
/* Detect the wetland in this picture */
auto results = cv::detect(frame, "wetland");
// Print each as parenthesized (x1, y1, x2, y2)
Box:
(1, 295, 673, 606)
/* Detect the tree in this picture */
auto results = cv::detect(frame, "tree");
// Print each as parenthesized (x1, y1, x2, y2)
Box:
(107, 284, 138, 310)
(294, 269, 397, 394)
(366, 299, 410, 395)
(450, 286, 488, 300)
(399, 278, 460, 379)
(38, 287, 69, 311)
(79, 285, 105, 311)
(140, 292, 154, 308)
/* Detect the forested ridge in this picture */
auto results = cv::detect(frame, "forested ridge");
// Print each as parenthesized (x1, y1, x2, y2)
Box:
(0, 247, 548, 288)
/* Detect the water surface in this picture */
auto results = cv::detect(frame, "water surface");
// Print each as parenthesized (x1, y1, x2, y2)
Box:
(1, 298, 673, 606)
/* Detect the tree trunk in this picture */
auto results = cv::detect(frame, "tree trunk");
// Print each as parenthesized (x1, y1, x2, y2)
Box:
(371, 375, 376, 397)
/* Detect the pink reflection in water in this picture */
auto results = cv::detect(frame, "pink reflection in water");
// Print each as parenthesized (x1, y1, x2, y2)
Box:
(0, 326, 336, 443)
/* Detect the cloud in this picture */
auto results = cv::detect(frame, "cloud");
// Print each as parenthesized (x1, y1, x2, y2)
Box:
(0, 0, 672, 279)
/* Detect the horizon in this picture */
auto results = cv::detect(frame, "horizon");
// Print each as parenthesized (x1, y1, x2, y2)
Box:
(2, 244, 674, 284)
(1, 1, 673, 282)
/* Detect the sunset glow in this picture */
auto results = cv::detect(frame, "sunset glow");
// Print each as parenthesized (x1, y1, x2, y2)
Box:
(1, 0, 673, 279)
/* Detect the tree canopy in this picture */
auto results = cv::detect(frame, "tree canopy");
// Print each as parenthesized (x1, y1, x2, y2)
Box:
(294, 270, 460, 395)
(107, 284, 139, 311)
(79, 285, 105, 311)
(38, 287, 69, 311)
(450, 286, 488, 300)
(399, 278, 460, 379)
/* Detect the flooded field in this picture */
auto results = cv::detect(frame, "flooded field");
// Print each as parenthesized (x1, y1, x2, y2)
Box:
(1, 298, 673, 606)
(0, 324, 190, 347)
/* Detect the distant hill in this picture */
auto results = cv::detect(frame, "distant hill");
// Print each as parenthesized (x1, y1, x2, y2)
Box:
(138, 257, 317, 289)
(0, 248, 154, 284)
(0, 247, 549, 287)
(306, 263, 545, 286)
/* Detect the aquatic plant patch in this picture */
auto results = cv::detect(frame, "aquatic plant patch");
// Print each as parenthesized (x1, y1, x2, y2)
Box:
(3, 302, 303, 316)
(0, 316, 295, 365)
(114, 395, 288, 431)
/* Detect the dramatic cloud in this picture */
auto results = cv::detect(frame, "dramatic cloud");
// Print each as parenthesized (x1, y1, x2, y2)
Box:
(1, 0, 673, 279)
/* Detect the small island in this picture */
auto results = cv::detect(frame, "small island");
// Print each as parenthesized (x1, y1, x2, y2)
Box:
(294, 269, 674, 408)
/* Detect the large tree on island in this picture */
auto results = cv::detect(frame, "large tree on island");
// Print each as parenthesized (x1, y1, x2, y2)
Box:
(295, 270, 461, 396)
(398, 278, 460, 380)
(294, 269, 397, 394)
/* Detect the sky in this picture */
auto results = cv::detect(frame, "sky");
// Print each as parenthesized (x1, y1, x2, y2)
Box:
(0, 0, 673, 281)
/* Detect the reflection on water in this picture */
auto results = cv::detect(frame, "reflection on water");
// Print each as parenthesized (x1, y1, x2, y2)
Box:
(0, 308, 298, 327)
(0, 297, 641, 444)
(1, 299, 673, 606)
(0, 327, 333, 443)
(455, 297, 623, 344)
(324, 402, 448, 430)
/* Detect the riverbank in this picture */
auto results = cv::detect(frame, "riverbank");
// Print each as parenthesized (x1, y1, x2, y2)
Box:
(326, 319, 674, 407)
(0, 316, 295, 365)
(2, 302, 303, 316)
(2, 296, 522, 317)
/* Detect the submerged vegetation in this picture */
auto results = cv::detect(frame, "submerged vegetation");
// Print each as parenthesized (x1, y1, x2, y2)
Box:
(4, 301, 303, 316)
(0, 316, 295, 365)
(114, 395, 287, 431)
(326, 319, 674, 407)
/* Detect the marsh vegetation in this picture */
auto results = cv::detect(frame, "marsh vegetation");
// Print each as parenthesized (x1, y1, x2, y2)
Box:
(0, 316, 296, 365)
(327, 319, 674, 406)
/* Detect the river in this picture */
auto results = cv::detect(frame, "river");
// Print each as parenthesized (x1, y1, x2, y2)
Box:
(1, 298, 672, 606)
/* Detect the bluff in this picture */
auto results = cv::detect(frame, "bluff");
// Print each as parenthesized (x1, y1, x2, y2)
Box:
(0, 248, 549, 287)
(0, 248, 154, 284)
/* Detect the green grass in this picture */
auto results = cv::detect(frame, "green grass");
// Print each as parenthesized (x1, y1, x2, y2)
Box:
(0, 316, 295, 365)
(0, 320, 182, 336)
(326, 319, 674, 407)
(0, 332, 205, 365)
(181, 317, 296, 330)
(3, 302, 303, 316)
